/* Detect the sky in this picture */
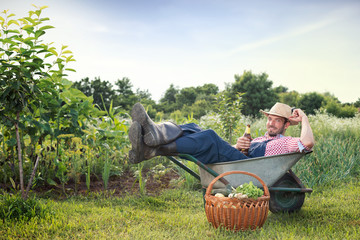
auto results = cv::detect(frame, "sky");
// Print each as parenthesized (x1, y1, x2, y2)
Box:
(2, 0, 360, 103)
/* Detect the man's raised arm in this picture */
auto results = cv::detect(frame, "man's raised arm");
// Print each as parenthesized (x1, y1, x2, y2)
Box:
(289, 109, 315, 149)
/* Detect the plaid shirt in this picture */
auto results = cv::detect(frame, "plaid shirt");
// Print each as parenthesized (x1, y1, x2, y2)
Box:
(251, 133, 311, 156)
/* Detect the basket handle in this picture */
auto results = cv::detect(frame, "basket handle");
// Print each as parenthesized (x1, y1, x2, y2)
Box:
(205, 170, 270, 197)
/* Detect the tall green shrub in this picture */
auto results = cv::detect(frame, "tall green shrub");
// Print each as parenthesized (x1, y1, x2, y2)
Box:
(0, 6, 74, 199)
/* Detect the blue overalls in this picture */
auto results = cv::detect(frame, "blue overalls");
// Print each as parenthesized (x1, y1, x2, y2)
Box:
(175, 123, 271, 164)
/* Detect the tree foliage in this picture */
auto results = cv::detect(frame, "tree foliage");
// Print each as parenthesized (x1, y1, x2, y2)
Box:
(323, 99, 358, 118)
(278, 90, 300, 107)
(157, 83, 219, 118)
(72, 77, 115, 111)
(0, 6, 76, 199)
(354, 98, 360, 108)
(158, 84, 179, 113)
(72, 76, 155, 114)
(176, 87, 197, 108)
(297, 92, 325, 115)
(273, 85, 288, 94)
(114, 77, 138, 110)
(228, 71, 279, 117)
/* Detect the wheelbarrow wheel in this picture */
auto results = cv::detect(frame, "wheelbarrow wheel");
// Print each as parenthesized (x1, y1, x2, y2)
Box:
(269, 172, 305, 213)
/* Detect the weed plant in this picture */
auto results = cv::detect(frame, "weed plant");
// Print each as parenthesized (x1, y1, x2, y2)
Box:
(134, 162, 147, 195)
(0, 192, 52, 222)
(171, 159, 202, 190)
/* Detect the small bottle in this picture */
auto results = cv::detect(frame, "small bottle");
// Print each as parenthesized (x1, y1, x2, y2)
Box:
(241, 124, 252, 155)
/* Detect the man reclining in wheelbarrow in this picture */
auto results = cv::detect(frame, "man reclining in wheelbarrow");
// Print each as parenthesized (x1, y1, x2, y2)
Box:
(128, 102, 314, 164)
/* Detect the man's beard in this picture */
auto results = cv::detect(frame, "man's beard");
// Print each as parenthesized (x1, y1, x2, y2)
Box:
(268, 124, 286, 137)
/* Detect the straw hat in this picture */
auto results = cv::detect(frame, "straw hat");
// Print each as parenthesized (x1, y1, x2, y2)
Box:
(260, 102, 298, 125)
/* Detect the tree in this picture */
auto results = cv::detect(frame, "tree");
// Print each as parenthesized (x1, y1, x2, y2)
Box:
(160, 84, 178, 104)
(196, 83, 219, 96)
(176, 84, 219, 117)
(322, 92, 340, 105)
(72, 77, 92, 96)
(73, 77, 155, 112)
(297, 92, 325, 115)
(228, 71, 279, 117)
(90, 78, 114, 110)
(73, 77, 115, 111)
(273, 85, 288, 94)
(323, 99, 357, 118)
(176, 87, 197, 108)
(134, 88, 157, 117)
(354, 98, 360, 108)
(157, 83, 219, 117)
(279, 90, 299, 107)
(181, 99, 208, 119)
(114, 77, 137, 111)
(158, 84, 179, 113)
(0, 6, 75, 199)
(135, 88, 152, 101)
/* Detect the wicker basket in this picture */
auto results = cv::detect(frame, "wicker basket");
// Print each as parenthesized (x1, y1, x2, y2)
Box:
(204, 171, 270, 231)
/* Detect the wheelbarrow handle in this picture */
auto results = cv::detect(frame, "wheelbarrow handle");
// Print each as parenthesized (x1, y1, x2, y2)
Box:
(178, 154, 230, 186)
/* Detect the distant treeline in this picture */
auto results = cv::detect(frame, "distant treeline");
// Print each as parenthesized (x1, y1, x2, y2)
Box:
(72, 71, 360, 119)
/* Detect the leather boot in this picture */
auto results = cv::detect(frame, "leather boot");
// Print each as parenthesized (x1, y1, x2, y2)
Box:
(128, 121, 178, 164)
(131, 102, 183, 147)
(144, 142, 177, 160)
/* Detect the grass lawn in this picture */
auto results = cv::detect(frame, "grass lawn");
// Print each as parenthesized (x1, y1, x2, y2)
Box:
(1, 180, 359, 240)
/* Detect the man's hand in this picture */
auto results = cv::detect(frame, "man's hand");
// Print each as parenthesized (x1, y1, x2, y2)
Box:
(288, 108, 307, 123)
(234, 136, 251, 151)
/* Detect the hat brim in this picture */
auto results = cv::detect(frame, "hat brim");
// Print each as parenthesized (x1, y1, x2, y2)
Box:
(260, 110, 298, 126)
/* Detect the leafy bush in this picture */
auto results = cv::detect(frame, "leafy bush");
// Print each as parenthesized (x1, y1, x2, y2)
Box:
(297, 92, 325, 115)
(324, 100, 357, 118)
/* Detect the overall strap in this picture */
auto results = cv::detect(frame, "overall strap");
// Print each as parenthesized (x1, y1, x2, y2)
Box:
(248, 139, 273, 158)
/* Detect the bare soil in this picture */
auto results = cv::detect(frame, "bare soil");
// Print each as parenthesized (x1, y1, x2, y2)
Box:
(27, 169, 181, 198)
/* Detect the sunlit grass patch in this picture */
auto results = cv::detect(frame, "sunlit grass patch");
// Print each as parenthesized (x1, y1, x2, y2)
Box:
(2, 181, 360, 240)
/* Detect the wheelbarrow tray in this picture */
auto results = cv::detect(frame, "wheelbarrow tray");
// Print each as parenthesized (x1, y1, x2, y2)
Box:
(198, 152, 307, 190)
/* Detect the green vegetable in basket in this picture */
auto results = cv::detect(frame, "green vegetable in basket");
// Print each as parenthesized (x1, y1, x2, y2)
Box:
(231, 181, 264, 199)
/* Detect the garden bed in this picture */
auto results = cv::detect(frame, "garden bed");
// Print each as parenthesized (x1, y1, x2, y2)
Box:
(1, 169, 181, 198)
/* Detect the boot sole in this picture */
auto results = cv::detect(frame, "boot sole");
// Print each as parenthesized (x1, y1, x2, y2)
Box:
(131, 103, 159, 146)
(130, 103, 147, 125)
(128, 121, 144, 164)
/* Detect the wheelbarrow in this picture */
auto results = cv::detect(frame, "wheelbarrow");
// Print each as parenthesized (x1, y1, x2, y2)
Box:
(167, 151, 312, 213)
